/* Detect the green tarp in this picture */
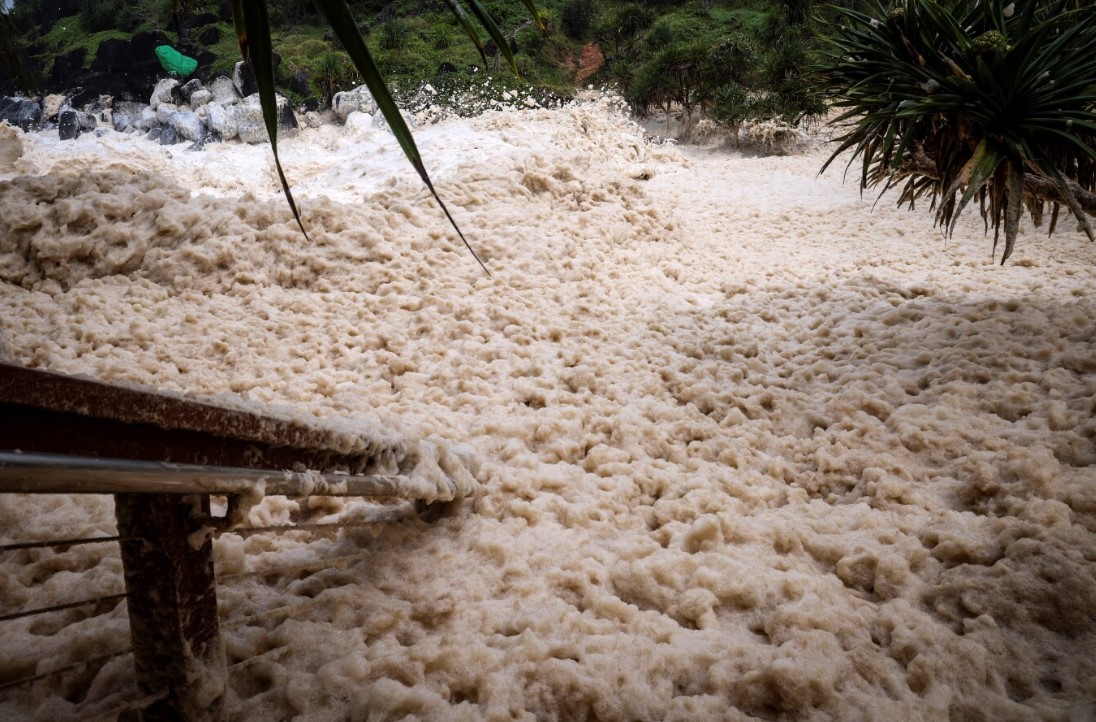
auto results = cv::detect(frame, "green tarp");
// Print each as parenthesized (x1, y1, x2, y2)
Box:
(155, 45, 198, 77)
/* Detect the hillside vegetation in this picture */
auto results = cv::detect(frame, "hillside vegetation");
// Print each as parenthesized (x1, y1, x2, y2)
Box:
(3, 0, 827, 123)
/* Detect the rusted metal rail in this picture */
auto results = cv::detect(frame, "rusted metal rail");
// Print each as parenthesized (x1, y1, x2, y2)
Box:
(0, 362, 455, 721)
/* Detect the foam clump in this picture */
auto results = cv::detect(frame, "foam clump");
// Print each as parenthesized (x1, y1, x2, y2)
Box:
(1, 95, 1095, 721)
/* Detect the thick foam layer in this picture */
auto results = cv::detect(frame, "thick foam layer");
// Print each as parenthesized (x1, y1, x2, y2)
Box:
(1, 97, 1094, 721)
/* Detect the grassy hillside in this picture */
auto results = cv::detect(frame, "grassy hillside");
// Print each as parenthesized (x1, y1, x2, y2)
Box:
(8, 0, 825, 123)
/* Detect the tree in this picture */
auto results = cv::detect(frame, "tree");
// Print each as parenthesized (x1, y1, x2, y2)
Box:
(818, 0, 1096, 263)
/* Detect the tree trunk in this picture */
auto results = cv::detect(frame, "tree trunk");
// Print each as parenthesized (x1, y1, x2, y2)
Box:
(900, 151, 1096, 217)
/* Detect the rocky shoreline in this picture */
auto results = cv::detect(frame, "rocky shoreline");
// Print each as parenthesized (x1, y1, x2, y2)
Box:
(0, 62, 394, 154)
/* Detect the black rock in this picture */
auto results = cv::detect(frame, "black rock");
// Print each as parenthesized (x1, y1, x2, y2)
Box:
(198, 26, 221, 46)
(233, 61, 259, 97)
(58, 109, 81, 140)
(61, 31, 173, 108)
(195, 50, 218, 71)
(301, 97, 320, 112)
(180, 78, 204, 103)
(290, 73, 310, 96)
(159, 124, 181, 145)
(0, 97, 43, 131)
(91, 38, 136, 73)
(50, 48, 87, 86)
(184, 12, 219, 30)
(278, 101, 299, 132)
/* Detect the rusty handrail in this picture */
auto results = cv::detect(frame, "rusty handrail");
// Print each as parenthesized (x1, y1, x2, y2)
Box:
(0, 363, 462, 721)
(0, 452, 415, 498)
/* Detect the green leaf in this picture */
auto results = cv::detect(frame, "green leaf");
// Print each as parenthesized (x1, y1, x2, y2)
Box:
(236, 0, 309, 240)
(312, 0, 490, 274)
(520, 0, 546, 32)
(230, 0, 247, 58)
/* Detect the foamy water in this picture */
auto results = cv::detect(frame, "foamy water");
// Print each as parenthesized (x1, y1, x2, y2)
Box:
(1, 98, 1095, 721)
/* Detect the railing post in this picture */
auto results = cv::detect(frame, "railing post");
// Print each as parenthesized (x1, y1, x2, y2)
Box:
(114, 494, 226, 722)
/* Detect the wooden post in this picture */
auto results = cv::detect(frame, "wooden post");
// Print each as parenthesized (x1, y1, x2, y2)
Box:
(115, 494, 226, 722)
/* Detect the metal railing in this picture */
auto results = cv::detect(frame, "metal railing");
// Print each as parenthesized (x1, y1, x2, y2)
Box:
(0, 363, 458, 721)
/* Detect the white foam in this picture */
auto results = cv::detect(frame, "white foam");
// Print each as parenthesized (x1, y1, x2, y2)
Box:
(1, 96, 1094, 720)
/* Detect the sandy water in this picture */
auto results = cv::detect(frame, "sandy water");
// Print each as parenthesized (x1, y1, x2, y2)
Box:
(1, 99, 1095, 721)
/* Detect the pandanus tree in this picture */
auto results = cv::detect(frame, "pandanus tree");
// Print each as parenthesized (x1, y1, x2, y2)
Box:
(231, 0, 543, 274)
(818, 0, 1096, 263)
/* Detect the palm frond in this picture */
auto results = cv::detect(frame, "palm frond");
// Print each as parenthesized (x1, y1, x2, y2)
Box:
(818, 0, 1096, 263)
(231, 0, 542, 274)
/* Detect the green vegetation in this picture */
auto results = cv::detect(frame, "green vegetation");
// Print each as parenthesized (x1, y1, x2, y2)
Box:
(41, 16, 129, 71)
(593, 0, 825, 124)
(7, 1, 831, 125)
(819, 0, 1096, 263)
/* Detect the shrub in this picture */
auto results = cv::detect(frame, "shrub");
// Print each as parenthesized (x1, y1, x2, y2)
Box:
(79, 0, 120, 33)
(381, 17, 406, 51)
(561, 0, 596, 40)
(819, 0, 1096, 263)
(315, 50, 351, 105)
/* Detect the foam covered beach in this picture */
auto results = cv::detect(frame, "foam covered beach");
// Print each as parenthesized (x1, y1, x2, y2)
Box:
(1, 98, 1095, 720)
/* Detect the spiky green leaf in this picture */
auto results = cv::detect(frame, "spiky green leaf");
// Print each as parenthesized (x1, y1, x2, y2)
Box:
(236, 0, 308, 240)
(312, 0, 489, 274)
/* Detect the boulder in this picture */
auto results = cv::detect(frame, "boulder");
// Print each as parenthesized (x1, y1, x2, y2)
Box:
(233, 61, 259, 98)
(0, 121, 23, 172)
(150, 78, 180, 111)
(42, 94, 66, 120)
(145, 127, 162, 142)
(136, 106, 160, 131)
(198, 26, 221, 46)
(332, 86, 378, 121)
(289, 73, 310, 96)
(116, 100, 146, 117)
(58, 109, 81, 140)
(156, 102, 179, 125)
(180, 78, 204, 103)
(78, 111, 97, 131)
(233, 94, 299, 144)
(343, 111, 373, 137)
(73, 31, 173, 105)
(183, 11, 219, 31)
(209, 76, 240, 106)
(0, 97, 42, 132)
(169, 111, 205, 142)
(112, 113, 132, 133)
(203, 103, 237, 140)
(50, 48, 87, 86)
(189, 88, 212, 108)
(159, 124, 182, 145)
(371, 108, 414, 134)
